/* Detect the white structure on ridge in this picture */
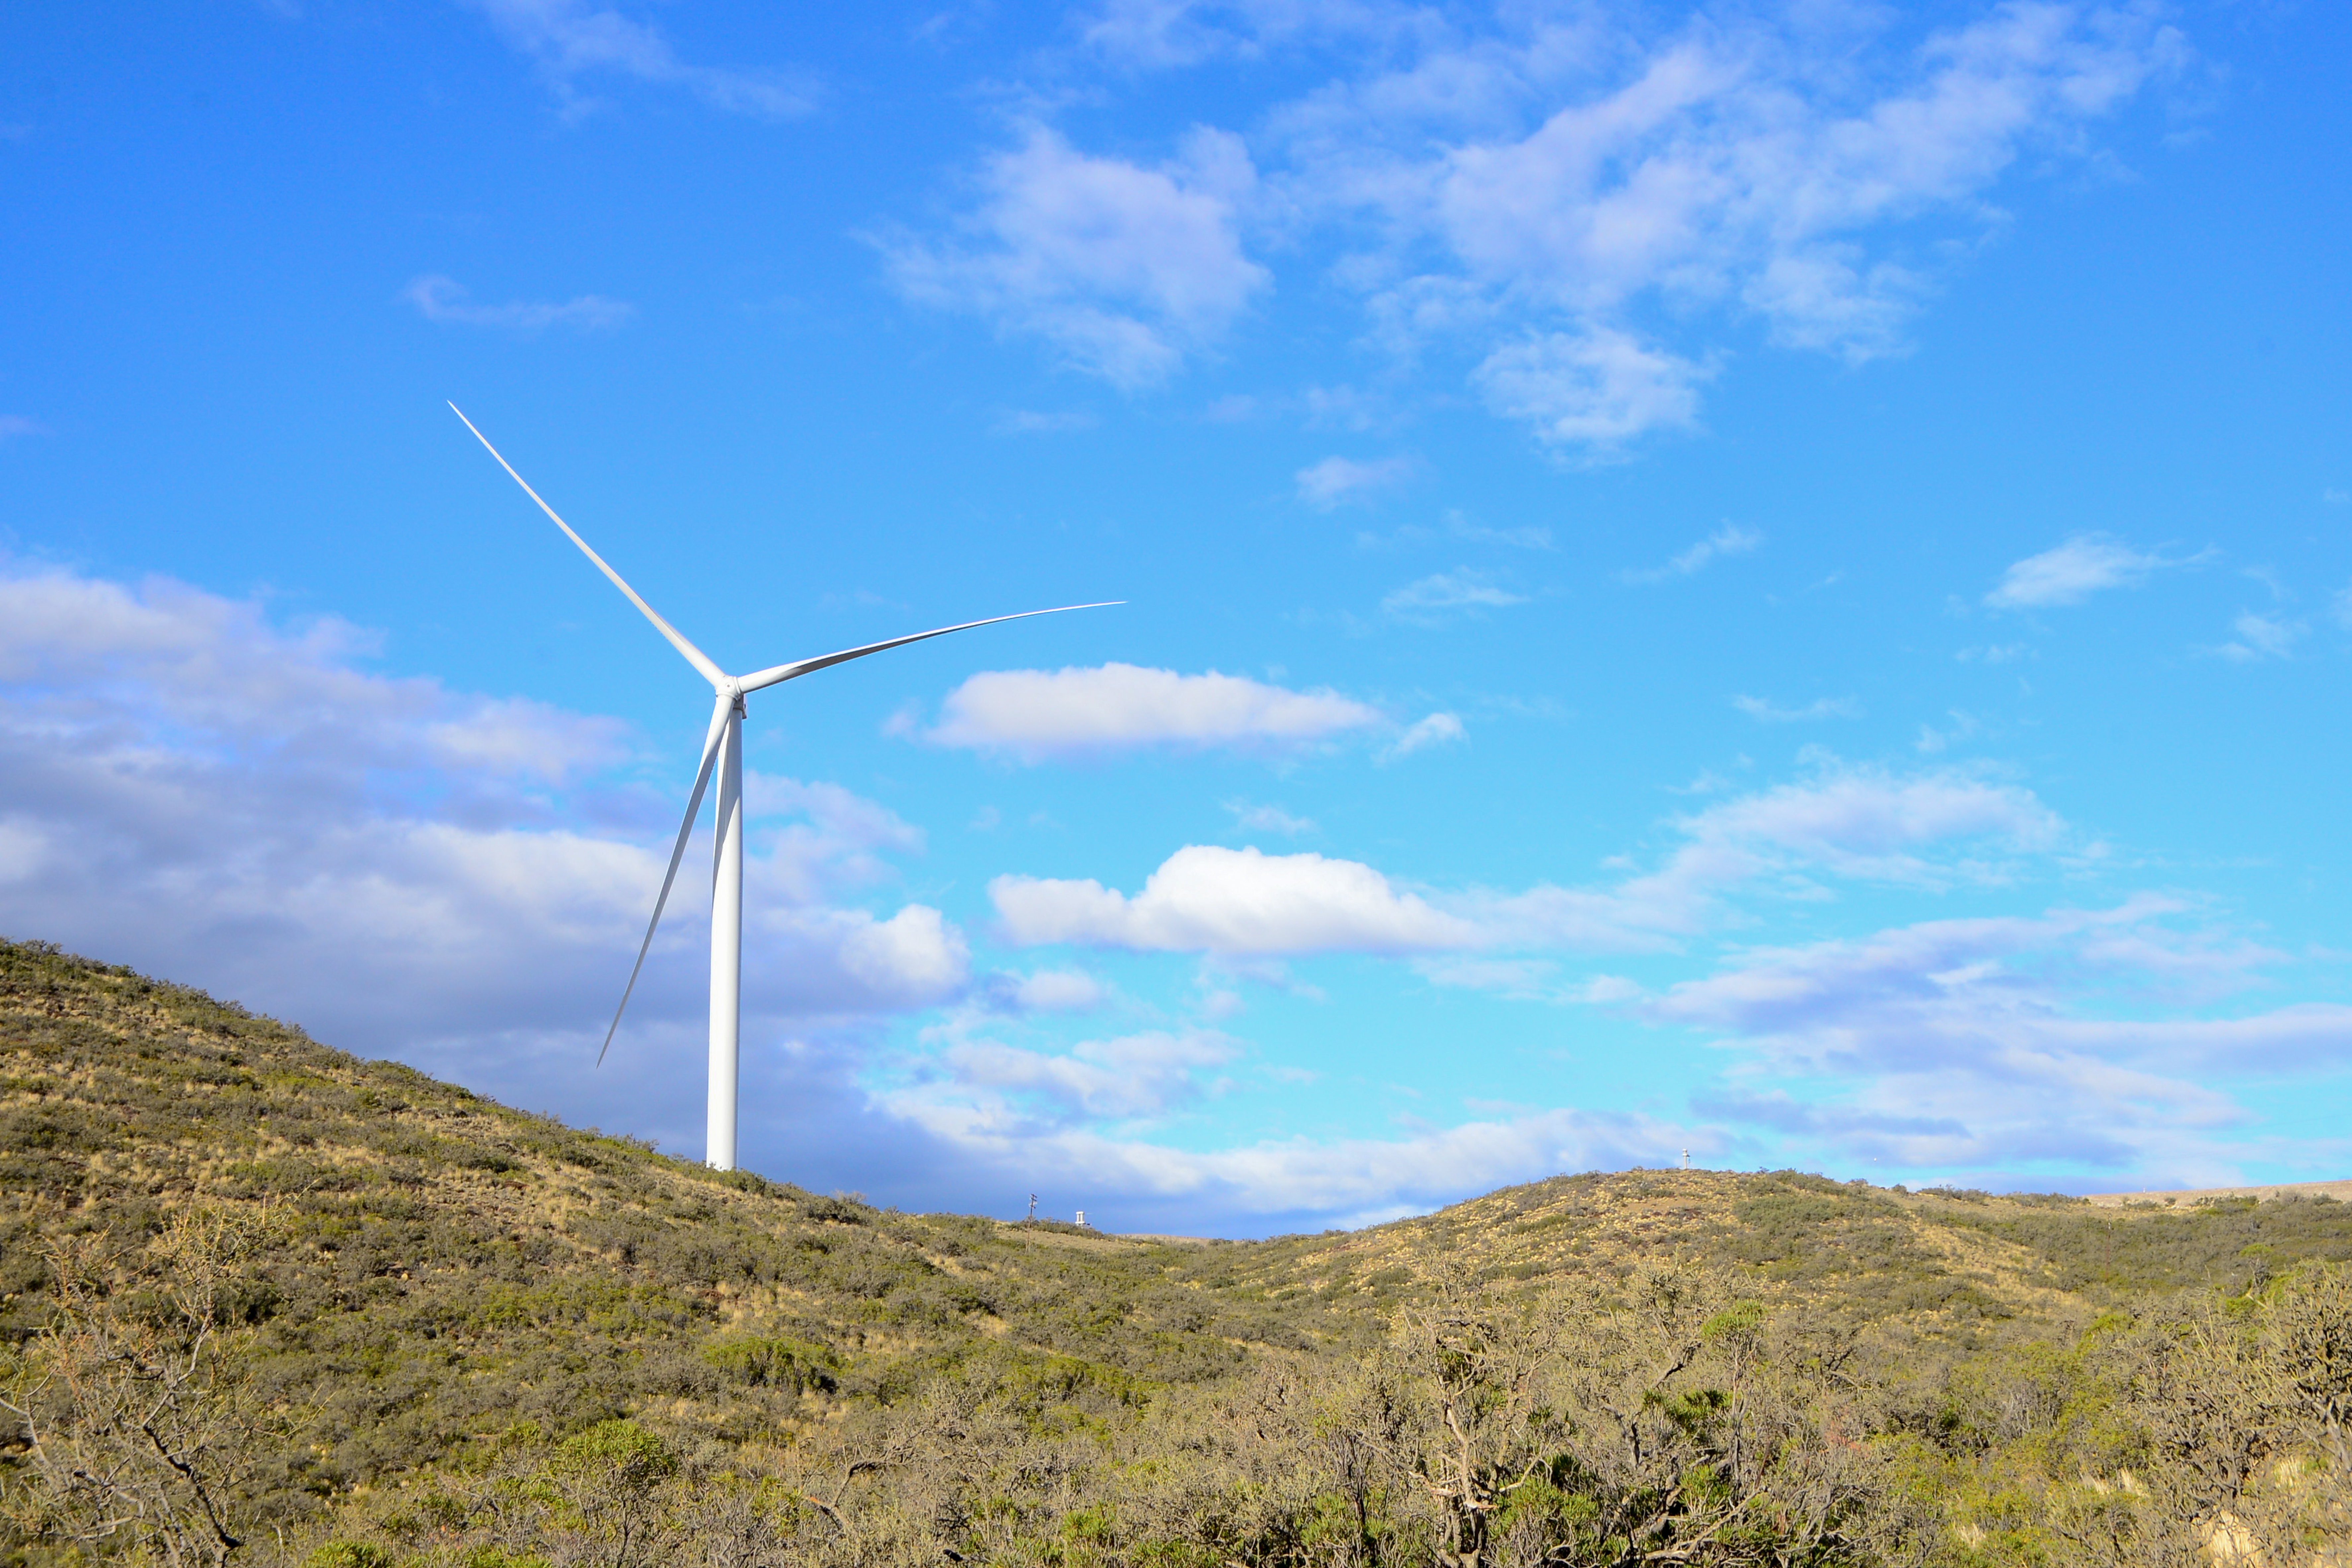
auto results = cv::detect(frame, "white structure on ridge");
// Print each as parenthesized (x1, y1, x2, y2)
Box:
(451, 406, 1115, 1170)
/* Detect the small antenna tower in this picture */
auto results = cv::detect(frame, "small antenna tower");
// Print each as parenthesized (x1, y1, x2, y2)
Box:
(1026, 1193, 1037, 1222)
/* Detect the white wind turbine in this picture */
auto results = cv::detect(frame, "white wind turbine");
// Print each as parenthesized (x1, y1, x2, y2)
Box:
(450, 405, 1115, 1170)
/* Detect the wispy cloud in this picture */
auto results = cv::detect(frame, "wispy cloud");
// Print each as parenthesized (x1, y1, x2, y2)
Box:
(403, 275, 633, 331)
(1625, 524, 1763, 584)
(0, 416, 48, 440)
(881, 125, 1267, 390)
(1357, 510, 1553, 552)
(465, 0, 818, 117)
(1985, 532, 2196, 609)
(928, 1029, 1238, 1124)
(1648, 902, 2345, 1186)
(1732, 695, 1861, 723)
(1382, 569, 1527, 620)
(1381, 711, 1466, 761)
(991, 408, 1099, 435)
(913, 663, 1383, 761)
(2214, 611, 2303, 662)
(1295, 454, 1418, 509)
(1225, 800, 1317, 836)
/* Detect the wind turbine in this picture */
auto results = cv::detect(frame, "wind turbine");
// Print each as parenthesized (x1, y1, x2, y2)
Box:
(450, 404, 1115, 1170)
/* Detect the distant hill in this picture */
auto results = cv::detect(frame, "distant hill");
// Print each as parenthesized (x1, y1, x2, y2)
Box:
(3, 936, 2346, 1567)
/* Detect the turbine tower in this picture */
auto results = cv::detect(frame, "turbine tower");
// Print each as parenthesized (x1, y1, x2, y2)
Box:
(451, 405, 1115, 1170)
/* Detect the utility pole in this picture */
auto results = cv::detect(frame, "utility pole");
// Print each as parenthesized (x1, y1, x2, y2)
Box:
(1026, 1193, 1037, 1223)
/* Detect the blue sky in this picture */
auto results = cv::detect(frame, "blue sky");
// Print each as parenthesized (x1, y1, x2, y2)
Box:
(3, 0, 2349, 1233)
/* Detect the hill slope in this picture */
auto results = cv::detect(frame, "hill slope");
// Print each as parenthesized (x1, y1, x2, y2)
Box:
(2, 937, 2346, 1567)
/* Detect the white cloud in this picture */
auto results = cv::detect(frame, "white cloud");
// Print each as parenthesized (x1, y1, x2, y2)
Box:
(991, 408, 1099, 435)
(1225, 799, 1318, 836)
(1469, 766, 2065, 956)
(1358, 510, 1555, 553)
(1332, 4, 2170, 443)
(1683, 766, 2060, 882)
(991, 764, 2068, 962)
(1381, 569, 1527, 618)
(0, 416, 47, 440)
(1914, 710, 1980, 755)
(991, 844, 1481, 955)
(1625, 523, 1762, 583)
(1985, 532, 2181, 609)
(1473, 329, 1709, 452)
(0, 563, 964, 1070)
(1013, 969, 1110, 1012)
(925, 1029, 1239, 1123)
(403, 275, 633, 331)
(878, 1090, 1705, 1227)
(1295, 453, 1418, 508)
(1731, 695, 1861, 723)
(901, 6, 2176, 446)
(1079, 0, 1398, 69)
(1652, 902, 2347, 1184)
(465, 0, 817, 117)
(1382, 711, 1465, 760)
(883, 125, 1268, 389)
(919, 663, 1382, 760)
(2215, 611, 2303, 662)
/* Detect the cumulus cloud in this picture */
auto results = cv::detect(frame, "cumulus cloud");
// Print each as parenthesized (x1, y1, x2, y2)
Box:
(992, 844, 1481, 955)
(882, 125, 1267, 389)
(1986, 533, 2179, 608)
(404, 275, 633, 331)
(988, 765, 2067, 962)
(917, 2, 2179, 451)
(917, 663, 1383, 760)
(465, 0, 818, 116)
(0, 563, 965, 1086)
(1625, 524, 1762, 583)
(1474, 329, 1709, 452)
(1296, 454, 1418, 508)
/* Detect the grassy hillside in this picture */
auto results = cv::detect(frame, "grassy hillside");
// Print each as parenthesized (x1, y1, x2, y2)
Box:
(1, 937, 2345, 1567)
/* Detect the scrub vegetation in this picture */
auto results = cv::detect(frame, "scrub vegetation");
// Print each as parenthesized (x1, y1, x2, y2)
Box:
(1, 937, 2345, 1566)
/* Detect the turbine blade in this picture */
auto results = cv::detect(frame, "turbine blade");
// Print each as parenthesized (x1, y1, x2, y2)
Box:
(448, 403, 727, 689)
(598, 694, 733, 1066)
(734, 602, 1123, 694)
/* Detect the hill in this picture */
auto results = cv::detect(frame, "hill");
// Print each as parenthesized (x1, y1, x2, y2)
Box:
(1, 936, 2345, 1567)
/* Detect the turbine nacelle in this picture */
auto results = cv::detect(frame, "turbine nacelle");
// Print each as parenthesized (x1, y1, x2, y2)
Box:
(449, 403, 1118, 1169)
